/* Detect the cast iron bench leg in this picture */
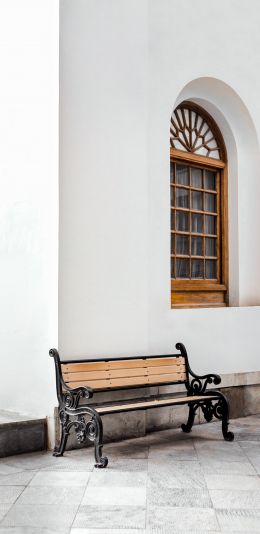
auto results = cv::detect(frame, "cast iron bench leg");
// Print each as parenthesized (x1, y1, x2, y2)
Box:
(181, 402, 198, 434)
(53, 410, 69, 457)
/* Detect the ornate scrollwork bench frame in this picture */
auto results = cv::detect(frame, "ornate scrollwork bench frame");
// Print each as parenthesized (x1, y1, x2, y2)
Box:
(50, 342, 234, 468)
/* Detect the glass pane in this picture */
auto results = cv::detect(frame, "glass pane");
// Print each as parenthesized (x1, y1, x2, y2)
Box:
(206, 260, 217, 279)
(170, 162, 174, 183)
(210, 150, 220, 160)
(176, 258, 190, 279)
(205, 237, 217, 257)
(176, 188, 189, 208)
(191, 213, 203, 233)
(191, 259, 204, 279)
(176, 165, 189, 186)
(205, 215, 216, 235)
(196, 146, 208, 157)
(191, 191, 203, 211)
(176, 211, 189, 232)
(204, 170, 216, 191)
(191, 237, 203, 256)
(191, 167, 202, 188)
(171, 210, 175, 230)
(204, 192, 216, 213)
(171, 234, 175, 255)
(170, 186, 174, 207)
(171, 257, 175, 278)
(176, 235, 189, 255)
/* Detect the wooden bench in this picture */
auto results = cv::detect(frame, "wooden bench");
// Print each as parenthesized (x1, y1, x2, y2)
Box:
(50, 342, 234, 468)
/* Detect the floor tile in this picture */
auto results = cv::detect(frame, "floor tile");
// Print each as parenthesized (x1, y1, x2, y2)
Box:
(104, 442, 149, 459)
(82, 485, 146, 506)
(0, 504, 13, 522)
(29, 470, 89, 486)
(0, 464, 24, 476)
(105, 458, 148, 471)
(88, 469, 147, 487)
(0, 529, 70, 534)
(1, 504, 78, 530)
(0, 471, 37, 486)
(217, 509, 260, 532)
(205, 474, 260, 490)
(147, 487, 212, 508)
(147, 505, 219, 530)
(148, 444, 198, 461)
(73, 505, 146, 529)
(210, 489, 260, 509)
(200, 460, 256, 476)
(71, 530, 145, 534)
(194, 441, 247, 462)
(16, 485, 85, 505)
(0, 486, 25, 504)
(0, 453, 60, 471)
(148, 460, 206, 488)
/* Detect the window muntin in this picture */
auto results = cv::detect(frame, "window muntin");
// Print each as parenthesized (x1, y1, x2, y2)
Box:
(170, 106, 221, 160)
(170, 101, 228, 308)
(171, 162, 219, 282)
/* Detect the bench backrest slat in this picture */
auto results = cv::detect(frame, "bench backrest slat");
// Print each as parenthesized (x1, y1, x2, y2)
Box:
(61, 356, 187, 391)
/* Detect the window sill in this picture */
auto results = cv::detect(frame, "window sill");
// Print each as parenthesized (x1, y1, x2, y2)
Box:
(171, 282, 227, 308)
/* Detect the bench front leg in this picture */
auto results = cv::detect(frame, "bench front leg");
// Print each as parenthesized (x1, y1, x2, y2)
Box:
(200, 393, 234, 442)
(181, 402, 199, 434)
(53, 410, 70, 457)
(71, 409, 108, 468)
(87, 412, 108, 468)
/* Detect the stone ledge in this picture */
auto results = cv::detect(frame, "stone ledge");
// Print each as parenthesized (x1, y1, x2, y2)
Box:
(0, 412, 47, 457)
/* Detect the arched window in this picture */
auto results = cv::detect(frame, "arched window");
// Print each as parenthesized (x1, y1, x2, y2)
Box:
(170, 101, 228, 308)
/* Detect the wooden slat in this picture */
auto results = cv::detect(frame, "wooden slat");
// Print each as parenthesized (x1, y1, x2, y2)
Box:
(65, 372, 187, 390)
(145, 357, 185, 367)
(96, 394, 218, 413)
(64, 370, 110, 382)
(147, 373, 186, 384)
(107, 360, 148, 370)
(62, 356, 185, 375)
(147, 364, 186, 375)
(61, 362, 109, 373)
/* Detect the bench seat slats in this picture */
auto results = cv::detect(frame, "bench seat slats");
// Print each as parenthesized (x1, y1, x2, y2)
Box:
(95, 394, 219, 413)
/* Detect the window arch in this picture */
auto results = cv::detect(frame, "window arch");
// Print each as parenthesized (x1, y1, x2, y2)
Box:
(170, 101, 228, 308)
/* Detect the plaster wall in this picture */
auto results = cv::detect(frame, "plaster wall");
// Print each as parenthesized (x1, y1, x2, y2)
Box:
(0, 0, 59, 417)
(59, 1, 260, 378)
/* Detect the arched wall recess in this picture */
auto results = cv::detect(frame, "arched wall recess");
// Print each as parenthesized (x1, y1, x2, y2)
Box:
(171, 77, 260, 307)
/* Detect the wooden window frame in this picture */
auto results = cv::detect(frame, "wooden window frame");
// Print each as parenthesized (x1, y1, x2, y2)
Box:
(170, 102, 228, 309)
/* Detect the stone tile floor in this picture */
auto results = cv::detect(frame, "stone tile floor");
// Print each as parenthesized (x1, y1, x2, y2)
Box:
(0, 415, 260, 533)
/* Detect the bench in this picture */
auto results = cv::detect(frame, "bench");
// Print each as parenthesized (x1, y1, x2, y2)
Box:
(50, 342, 234, 468)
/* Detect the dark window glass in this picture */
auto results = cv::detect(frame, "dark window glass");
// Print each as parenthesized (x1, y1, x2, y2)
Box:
(176, 235, 189, 255)
(176, 211, 189, 232)
(191, 260, 204, 279)
(176, 165, 189, 185)
(191, 213, 203, 233)
(176, 259, 190, 278)
(191, 236, 203, 256)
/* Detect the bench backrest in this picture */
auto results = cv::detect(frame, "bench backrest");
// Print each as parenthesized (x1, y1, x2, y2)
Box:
(61, 355, 187, 391)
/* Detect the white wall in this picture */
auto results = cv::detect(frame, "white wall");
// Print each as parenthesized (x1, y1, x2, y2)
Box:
(59, 0, 148, 357)
(0, 0, 59, 417)
(59, 1, 260, 377)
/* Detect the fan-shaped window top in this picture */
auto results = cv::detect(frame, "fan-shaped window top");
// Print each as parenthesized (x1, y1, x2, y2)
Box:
(170, 104, 222, 160)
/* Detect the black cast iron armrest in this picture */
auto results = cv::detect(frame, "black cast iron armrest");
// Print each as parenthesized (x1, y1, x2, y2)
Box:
(49, 347, 93, 407)
(62, 383, 94, 409)
(176, 342, 221, 395)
